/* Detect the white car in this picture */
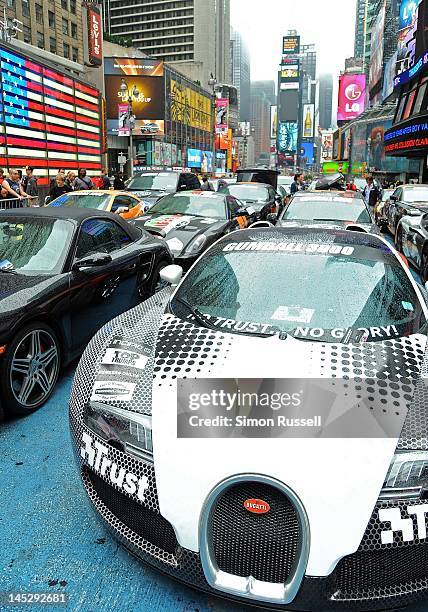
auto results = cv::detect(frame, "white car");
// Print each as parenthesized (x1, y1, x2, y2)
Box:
(70, 227, 428, 611)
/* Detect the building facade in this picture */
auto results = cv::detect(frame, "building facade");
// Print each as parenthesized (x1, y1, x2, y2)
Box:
(103, 0, 230, 90)
(250, 88, 271, 163)
(230, 27, 251, 121)
(251, 80, 276, 107)
(354, 0, 367, 59)
(2, 0, 84, 64)
(318, 74, 333, 129)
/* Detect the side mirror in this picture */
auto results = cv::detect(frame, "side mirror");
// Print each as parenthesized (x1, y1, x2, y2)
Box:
(73, 253, 112, 272)
(390, 195, 397, 202)
(160, 264, 183, 287)
(275, 195, 282, 203)
(266, 213, 278, 224)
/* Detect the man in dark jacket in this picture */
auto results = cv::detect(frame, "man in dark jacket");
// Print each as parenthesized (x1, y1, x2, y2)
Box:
(362, 176, 381, 208)
(113, 172, 126, 190)
(290, 173, 303, 195)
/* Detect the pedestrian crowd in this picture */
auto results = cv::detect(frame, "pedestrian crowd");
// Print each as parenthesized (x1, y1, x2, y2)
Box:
(0, 167, 126, 207)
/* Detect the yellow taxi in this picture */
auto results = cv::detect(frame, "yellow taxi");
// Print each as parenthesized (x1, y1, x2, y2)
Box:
(46, 190, 145, 220)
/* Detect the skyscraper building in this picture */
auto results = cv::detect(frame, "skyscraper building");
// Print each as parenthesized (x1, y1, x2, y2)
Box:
(250, 89, 271, 162)
(102, 0, 230, 87)
(318, 74, 333, 129)
(301, 44, 317, 80)
(230, 27, 251, 121)
(251, 80, 277, 106)
(354, 0, 368, 59)
(3, 0, 84, 64)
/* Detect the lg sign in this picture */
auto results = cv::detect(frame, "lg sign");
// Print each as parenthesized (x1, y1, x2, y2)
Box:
(338, 74, 366, 121)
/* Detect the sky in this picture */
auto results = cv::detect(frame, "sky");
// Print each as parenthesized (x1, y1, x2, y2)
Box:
(230, 0, 357, 83)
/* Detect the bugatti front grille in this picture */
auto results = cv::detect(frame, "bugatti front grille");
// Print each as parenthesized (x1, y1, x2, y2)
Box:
(331, 544, 428, 600)
(85, 468, 178, 555)
(211, 481, 300, 584)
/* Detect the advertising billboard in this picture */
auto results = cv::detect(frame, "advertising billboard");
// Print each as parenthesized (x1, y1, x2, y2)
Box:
(169, 78, 212, 132)
(277, 122, 298, 153)
(104, 57, 165, 136)
(216, 127, 230, 150)
(300, 142, 314, 164)
(321, 130, 334, 160)
(187, 148, 202, 167)
(86, 3, 102, 67)
(282, 35, 300, 55)
(202, 151, 213, 173)
(395, 0, 427, 86)
(215, 98, 229, 128)
(0, 46, 102, 183)
(383, 51, 398, 100)
(337, 74, 366, 122)
(270, 105, 277, 139)
(302, 104, 314, 138)
(118, 103, 130, 136)
(279, 90, 299, 122)
(280, 63, 300, 83)
(369, 1, 386, 91)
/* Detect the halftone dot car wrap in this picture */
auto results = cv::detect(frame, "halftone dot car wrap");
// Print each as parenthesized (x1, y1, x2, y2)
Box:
(397, 341, 428, 450)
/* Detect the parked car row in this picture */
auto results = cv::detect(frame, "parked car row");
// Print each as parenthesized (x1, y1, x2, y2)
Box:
(376, 184, 428, 281)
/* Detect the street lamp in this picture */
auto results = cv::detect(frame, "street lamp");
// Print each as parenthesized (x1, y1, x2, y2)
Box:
(120, 79, 139, 178)
(208, 74, 217, 175)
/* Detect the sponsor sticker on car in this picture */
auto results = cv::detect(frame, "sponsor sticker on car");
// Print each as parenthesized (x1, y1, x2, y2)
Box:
(90, 380, 136, 402)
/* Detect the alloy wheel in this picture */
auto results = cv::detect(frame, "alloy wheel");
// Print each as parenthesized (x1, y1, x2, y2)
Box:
(10, 329, 59, 408)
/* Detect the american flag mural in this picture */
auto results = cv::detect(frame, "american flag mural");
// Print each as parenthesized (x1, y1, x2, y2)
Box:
(0, 47, 102, 186)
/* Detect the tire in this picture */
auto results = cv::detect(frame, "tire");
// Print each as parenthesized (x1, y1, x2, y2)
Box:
(421, 249, 428, 285)
(0, 322, 60, 416)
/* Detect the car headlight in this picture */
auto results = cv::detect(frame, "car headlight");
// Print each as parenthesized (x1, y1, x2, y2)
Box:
(84, 402, 153, 462)
(166, 237, 184, 255)
(381, 451, 428, 500)
(185, 234, 207, 255)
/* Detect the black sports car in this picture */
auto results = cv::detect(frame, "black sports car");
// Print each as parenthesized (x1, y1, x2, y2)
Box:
(0, 208, 172, 417)
(396, 209, 428, 282)
(381, 184, 428, 236)
(125, 171, 201, 210)
(218, 182, 281, 220)
(132, 190, 251, 268)
(276, 190, 379, 234)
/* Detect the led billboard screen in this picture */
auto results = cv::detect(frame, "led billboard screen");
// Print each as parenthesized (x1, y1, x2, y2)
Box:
(279, 90, 299, 122)
(337, 74, 366, 122)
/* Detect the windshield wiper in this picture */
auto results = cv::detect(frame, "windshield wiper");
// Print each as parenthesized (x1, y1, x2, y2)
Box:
(172, 297, 280, 338)
(312, 218, 344, 222)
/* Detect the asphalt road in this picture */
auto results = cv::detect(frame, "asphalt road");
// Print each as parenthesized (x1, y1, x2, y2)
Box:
(0, 238, 426, 612)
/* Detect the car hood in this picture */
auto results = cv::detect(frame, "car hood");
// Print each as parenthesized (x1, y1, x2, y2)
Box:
(135, 213, 226, 255)
(74, 289, 428, 576)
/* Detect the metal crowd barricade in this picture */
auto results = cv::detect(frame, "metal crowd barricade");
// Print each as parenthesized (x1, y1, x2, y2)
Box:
(0, 196, 39, 210)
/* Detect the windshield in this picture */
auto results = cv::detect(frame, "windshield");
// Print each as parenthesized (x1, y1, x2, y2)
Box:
(127, 173, 178, 191)
(282, 197, 371, 223)
(173, 240, 425, 342)
(222, 184, 268, 202)
(148, 193, 227, 219)
(0, 217, 73, 274)
(50, 193, 111, 210)
(404, 187, 428, 203)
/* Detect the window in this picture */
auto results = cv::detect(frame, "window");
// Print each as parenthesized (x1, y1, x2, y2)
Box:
(71, 22, 77, 38)
(22, 0, 30, 17)
(23, 25, 31, 43)
(35, 3, 43, 24)
(49, 37, 57, 54)
(62, 18, 69, 36)
(72, 47, 79, 62)
(48, 10, 55, 28)
(76, 219, 132, 259)
(70, 0, 76, 13)
(63, 43, 70, 59)
(413, 77, 428, 116)
(111, 196, 139, 212)
(61, 0, 68, 8)
(36, 32, 45, 49)
(6, 0, 14, 7)
(402, 89, 417, 120)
